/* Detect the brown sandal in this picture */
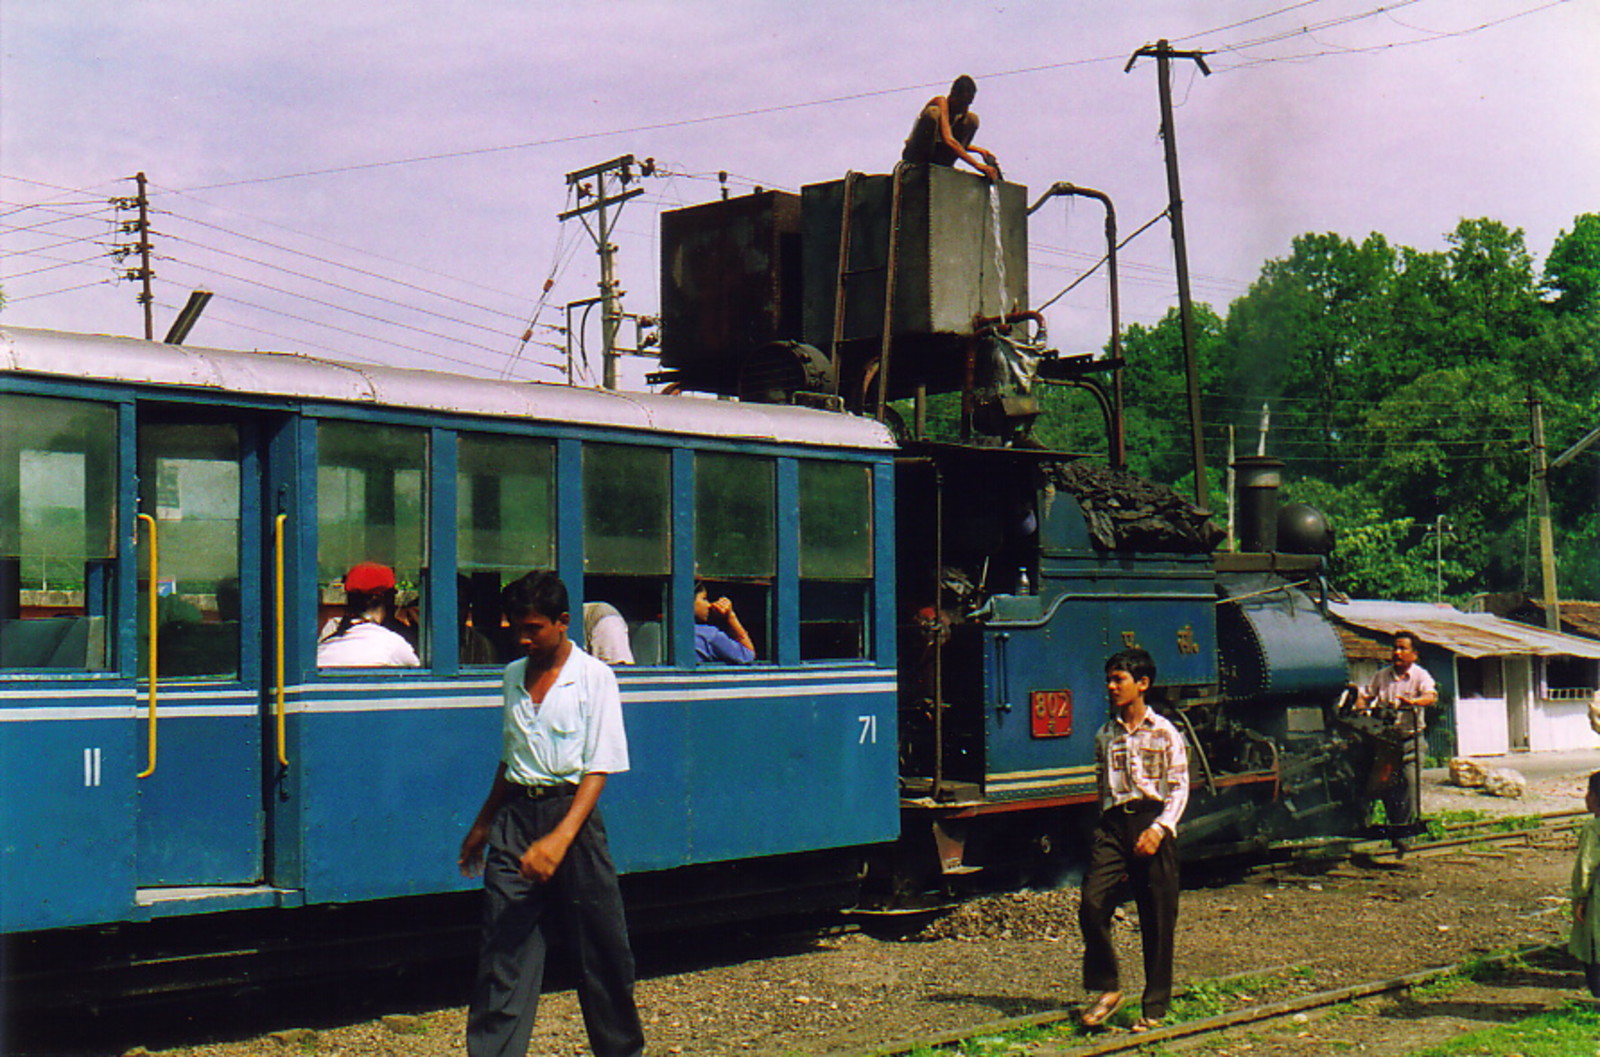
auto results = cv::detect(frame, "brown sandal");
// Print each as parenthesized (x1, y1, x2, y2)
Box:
(1080, 990, 1123, 1028)
(1131, 1017, 1162, 1033)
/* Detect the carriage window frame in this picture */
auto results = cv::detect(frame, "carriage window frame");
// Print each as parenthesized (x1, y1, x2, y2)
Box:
(315, 419, 429, 668)
(453, 432, 556, 667)
(136, 418, 243, 680)
(797, 459, 874, 661)
(0, 392, 117, 673)
(695, 451, 775, 662)
(583, 442, 673, 665)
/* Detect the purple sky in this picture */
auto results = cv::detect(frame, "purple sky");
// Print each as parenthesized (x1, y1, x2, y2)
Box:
(3, 1, 1596, 388)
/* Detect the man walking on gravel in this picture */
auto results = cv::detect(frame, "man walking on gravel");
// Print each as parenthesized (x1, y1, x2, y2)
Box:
(459, 571, 646, 1057)
(1078, 648, 1190, 1032)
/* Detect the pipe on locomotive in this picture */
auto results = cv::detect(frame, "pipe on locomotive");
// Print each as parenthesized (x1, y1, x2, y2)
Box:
(1028, 182, 1124, 470)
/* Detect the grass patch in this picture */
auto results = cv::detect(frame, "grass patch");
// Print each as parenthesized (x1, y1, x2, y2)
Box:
(1168, 974, 1284, 1020)
(1412, 949, 1530, 999)
(1425, 809, 1491, 838)
(1411, 1000, 1600, 1055)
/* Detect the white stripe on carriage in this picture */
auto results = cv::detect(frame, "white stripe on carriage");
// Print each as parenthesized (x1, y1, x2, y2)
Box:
(294, 696, 495, 714)
(619, 669, 890, 686)
(624, 682, 897, 703)
(0, 705, 134, 721)
(0, 676, 897, 720)
(0, 702, 259, 720)
(295, 681, 894, 713)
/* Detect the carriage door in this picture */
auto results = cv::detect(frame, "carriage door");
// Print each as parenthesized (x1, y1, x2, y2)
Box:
(134, 408, 274, 887)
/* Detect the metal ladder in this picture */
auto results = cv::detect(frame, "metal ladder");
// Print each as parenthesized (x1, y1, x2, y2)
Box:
(827, 166, 906, 418)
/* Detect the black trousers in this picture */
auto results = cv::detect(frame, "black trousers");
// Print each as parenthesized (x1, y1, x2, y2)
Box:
(467, 794, 645, 1057)
(1078, 802, 1179, 1019)
(1370, 732, 1424, 833)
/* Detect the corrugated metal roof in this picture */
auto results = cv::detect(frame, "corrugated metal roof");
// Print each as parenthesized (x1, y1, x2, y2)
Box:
(1330, 599, 1600, 660)
(0, 325, 898, 451)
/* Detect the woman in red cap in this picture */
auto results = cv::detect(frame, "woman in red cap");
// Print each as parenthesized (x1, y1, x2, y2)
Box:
(317, 562, 421, 667)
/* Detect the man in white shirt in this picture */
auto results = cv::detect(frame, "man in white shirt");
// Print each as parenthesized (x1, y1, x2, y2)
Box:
(459, 571, 644, 1057)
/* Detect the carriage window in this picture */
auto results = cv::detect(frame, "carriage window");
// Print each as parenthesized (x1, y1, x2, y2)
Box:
(455, 433, 555, 666)
(0, 394, 115, 671)
(584, 444, 670, 663)
(317, 421, 427, 665)
(799, 461, 873, 660)
(137, 421, 241, 678)
(696, 452, 774, 660)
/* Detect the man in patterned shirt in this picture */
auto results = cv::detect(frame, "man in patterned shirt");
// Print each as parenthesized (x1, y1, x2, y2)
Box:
(1355, 629, 1437, 851)
(1078, 647, 1190, 1033)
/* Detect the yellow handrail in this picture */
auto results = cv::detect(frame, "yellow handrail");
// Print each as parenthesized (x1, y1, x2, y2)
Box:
(274, 513, 289, 767)
(136, 513, 158, 778)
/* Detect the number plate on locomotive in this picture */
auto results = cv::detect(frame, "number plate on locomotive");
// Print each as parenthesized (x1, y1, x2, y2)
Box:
(1030, 689, 1073, 738)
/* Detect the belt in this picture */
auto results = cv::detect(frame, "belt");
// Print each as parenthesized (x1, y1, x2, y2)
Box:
(1110, 799, 1163, 814)
(517, 782, 579, 800)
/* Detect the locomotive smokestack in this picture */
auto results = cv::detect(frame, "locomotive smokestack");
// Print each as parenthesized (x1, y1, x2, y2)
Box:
(1232, 454, 1284, 553)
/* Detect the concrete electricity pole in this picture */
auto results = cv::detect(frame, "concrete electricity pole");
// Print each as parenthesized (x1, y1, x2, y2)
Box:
(560, 156, 645, 389)
(1127, 40, 1211, 509)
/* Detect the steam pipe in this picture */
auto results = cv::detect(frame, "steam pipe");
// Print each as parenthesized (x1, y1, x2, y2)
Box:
(1037, 376, 1115, 457)
(972, 309, 1047, 340)
(1028, 182, 1124, 469)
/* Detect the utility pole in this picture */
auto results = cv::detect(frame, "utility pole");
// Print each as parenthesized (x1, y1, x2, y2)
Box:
(1529, 393, 1561, 631)
(1422, 514, 1455, 604)
(559, 156, 648, 389)
(1127, 40, 1211, 509)
(112, 173, 156, 339)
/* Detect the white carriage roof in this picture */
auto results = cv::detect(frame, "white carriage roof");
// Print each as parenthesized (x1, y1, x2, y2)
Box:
(0, 325, 896, 451)
(1331, 600, 1600, 660)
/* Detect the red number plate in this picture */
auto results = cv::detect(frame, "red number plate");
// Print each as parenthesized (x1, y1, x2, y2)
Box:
(1030, 689, 1073, 738)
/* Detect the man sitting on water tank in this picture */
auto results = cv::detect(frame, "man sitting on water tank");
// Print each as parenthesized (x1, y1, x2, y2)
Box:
(693, 581, 755, 664)
(901, 74, 1000, 180)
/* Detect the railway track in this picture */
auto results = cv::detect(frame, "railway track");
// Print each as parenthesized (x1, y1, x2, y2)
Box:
(845, 944, 1565, 1057)
(838, 810, 1589, 1057)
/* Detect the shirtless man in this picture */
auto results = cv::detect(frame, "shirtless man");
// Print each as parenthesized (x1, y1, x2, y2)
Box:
(901, 74, 1000, 180)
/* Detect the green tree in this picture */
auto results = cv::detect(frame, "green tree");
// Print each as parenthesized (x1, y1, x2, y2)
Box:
(1542, 213, 1600, 316)
(1108, 303, 1227, 486)
(1216, 233, 1404, 484)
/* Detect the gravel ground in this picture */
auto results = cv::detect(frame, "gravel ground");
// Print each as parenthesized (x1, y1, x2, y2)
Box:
(28, 755, 1600, 1057)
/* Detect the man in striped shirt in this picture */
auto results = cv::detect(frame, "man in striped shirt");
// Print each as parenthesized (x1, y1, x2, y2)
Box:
(1078, 647, 1190, 1033)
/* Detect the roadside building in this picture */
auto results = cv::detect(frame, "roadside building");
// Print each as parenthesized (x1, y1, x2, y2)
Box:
(1472, 593, 1600, 642)
(1330, 599, 1600, 758)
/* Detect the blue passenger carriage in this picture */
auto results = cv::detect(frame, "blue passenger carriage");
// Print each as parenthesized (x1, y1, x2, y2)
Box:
(0, 324, 899, 937)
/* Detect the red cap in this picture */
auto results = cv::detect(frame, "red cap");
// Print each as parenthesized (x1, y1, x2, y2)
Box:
(343, 562, 396, 593)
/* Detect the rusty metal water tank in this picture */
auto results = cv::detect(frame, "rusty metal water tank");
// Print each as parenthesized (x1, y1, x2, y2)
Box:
(659, 190, 803, 374)
(800, 165, 1028, 348)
